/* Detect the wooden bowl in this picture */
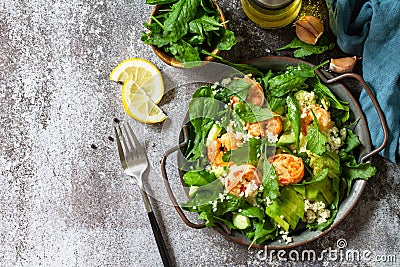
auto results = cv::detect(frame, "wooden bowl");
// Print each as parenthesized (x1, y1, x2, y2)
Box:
(149, 1, 227, 68)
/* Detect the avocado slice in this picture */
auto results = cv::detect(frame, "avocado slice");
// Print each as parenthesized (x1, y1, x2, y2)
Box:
(278, 131, 296, 145)
(206, 123, 222, 146)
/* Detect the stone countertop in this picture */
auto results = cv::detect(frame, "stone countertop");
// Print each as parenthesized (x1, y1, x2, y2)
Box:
(1, 0, 399, 266)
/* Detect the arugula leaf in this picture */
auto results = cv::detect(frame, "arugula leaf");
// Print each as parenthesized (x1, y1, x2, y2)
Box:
(250, 219, 277, 246)
(286, 95, 301, 150)
(164, 0, 201, 42)
(339, 151, 376, 195)
(234, 102, 273, 123)
(343, 128, 361, 153)
(306, 111, 328, 155)
(260, 70, 274, 93)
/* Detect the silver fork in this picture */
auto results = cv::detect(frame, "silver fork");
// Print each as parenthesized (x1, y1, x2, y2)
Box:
(114, 122, 172, 267)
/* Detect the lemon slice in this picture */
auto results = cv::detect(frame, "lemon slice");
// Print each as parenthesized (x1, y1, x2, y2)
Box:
(110, 58, 164, 104)
(122, 79, 167, 123)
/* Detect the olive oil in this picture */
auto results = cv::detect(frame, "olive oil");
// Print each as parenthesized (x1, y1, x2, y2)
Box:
(241, 0, 302, 29)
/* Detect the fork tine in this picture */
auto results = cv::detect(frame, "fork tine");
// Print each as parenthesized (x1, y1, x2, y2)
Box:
(114, 126, 127, 170)
(126, 122, 146, 158)
(117, 124, 132, 162)
(122, 123, 139, 159)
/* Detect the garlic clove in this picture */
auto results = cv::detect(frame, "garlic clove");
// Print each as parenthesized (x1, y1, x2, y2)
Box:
(329, 56, 357, 73)
(295, 16, 324, 45)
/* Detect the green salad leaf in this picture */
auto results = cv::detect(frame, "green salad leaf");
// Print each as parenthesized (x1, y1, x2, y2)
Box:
(234, 102, 273, 123)
(277, 36, 335, 58)
(142, 0, 236, 66)
(286, 95, 301, 149)
(306, 111, 328, 155)
(181, 62, 377, 246)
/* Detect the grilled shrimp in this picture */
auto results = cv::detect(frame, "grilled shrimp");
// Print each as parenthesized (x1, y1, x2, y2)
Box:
(245, 77, 265, 107)
(268, 154, 304, 186)
(301, 104, 333, 134)
(219, 132, 242, 151)
(229, 77, 265, 108)
(207, 139, 229, 167)
(225, 164, 262, 198)
(247, 113, 283, 138)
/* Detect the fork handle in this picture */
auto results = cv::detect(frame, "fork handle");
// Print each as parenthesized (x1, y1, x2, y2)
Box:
(140, 189, 172, 267)
(147, 211, 172, 267)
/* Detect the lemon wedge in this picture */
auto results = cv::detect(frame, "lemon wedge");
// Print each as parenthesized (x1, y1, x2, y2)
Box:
(110, 58, 167, 123)
(122, 79, 167, 124)
(110, 58, 164, 104)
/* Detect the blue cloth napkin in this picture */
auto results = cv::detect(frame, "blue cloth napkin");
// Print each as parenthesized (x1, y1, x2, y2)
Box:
(326, 0, 400, 162)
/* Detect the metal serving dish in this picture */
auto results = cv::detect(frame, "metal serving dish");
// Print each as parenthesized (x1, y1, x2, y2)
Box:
(161, 56, 388, 249)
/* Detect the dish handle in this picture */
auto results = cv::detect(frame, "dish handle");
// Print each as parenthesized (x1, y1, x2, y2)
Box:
(316, 71, 389, 162)
(161, 125, 206, 229)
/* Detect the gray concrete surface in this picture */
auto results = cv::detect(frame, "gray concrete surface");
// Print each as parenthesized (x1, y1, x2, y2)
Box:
(0, 0, 399, 266)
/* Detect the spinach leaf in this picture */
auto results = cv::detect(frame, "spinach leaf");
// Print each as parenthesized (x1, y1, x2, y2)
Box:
(222, 138, 261, 166)
(267, 96, 286, 114)
(182, 179, 224, 209)
(234, 102, 273, 123)
(197, 211, 215, 227)
(262, 161, 280, 201)
(146, 0, 178, 4)
(277, 37, 335, 58)
(186, 95, 221, 160)
(225, 79, 251, 100)
(309, 78, 350, 122)
(286, 95, 301, 150)
(240, 206, 265, 221)
(183, 170, 216, 186)
(164, 0, 201, 42)
(166, 40, 201, 65)
(189, 15, 220, 37)
(267, 64, 315, 97)
(200, 51, 264, 77)
(306, 111, 328, 155)
(216, 29, 237, 50)
(200, 0, 216, 13)
(214, 195, 245, 216)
